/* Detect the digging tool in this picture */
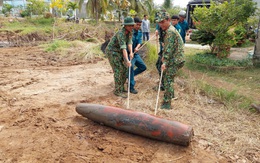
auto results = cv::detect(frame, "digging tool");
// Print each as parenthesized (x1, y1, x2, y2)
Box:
(156, 34, 159, 56)
(154, 34, 160, 115)
(155, 69, 163, 115)
(136, 34, 156, 52)
(127, 64, 131, 109)
(76, 103, 194, 146)
(126, 34, 156, 108)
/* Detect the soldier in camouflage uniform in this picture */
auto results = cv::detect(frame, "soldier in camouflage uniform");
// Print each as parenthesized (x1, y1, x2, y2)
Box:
(155, 22, 166, 91)
(156, 11, 185, 109)
(105, 17, 135, 98)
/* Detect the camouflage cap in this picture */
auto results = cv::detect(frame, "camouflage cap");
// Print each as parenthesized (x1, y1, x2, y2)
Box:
(155, 11, 170, 23)
(122, 16, 135, 25)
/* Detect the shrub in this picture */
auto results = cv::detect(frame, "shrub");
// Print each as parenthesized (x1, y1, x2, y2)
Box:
(191, 29, 215, 46)
(28, 17, 54, 26)
(187, 52, 253, 71)
(233, 25, 247, 47)
(20, 10, 30, 17)
(44, 12, 53, 19)
(44, 40, 71, 52)
(192, 0, 257, 58)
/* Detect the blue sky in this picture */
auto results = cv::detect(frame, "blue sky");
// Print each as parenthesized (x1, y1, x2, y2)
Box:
(153, 0, 189, 8)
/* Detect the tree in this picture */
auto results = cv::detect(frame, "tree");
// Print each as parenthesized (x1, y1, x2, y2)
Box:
(26, 0, 47, 16)
(162, 0, 173, 10)
(141, 0, 156, 21)
(192, 0, 257, 58)
(1, 3, 13, 16)
(128, 0, 148, 17)
(112, 0, 131, 21)
(67, 1, 78, 18)
(79, 0, 109, 22)
(253, 18, 260, 67)
(50, 0, 65, 17)
(77, 0, 156, 22)
(0, 0, 3, 10)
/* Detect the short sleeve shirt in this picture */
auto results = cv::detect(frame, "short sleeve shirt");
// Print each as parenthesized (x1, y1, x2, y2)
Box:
(106, 27, 133, 53)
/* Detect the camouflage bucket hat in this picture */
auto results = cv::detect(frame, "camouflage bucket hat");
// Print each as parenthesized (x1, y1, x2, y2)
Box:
(155, 11, 170, 23)
(122, 16, 135, 25)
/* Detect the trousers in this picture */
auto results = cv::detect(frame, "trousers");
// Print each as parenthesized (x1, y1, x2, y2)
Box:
(143, 32, 149, 41)
(129, 54, 146, 90)
(107, 51, 127, 93)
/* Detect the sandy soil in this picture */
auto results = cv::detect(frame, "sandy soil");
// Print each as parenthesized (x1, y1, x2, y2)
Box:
(0, 45, 259, 163)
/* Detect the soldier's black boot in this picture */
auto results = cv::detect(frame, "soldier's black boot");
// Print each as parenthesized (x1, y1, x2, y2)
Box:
(160, 102, 171, 110)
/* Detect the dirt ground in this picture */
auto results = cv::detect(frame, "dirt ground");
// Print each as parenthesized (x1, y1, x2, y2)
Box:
(0, 43, 259, 163)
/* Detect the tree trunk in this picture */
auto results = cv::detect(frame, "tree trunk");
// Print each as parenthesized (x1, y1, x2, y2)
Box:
(95, 0, 98, 23)
(253, 18, 260, 67)
(0, 0, 3, 10)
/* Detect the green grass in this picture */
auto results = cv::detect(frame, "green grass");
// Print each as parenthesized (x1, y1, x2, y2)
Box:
(1, 17, 54, 34)
(195, 80, 254, 110)
(185, 49, 260, 88)
(233, 39, 255, 48)
(186, 51, 253, 70)
(84, 44, 104, 58)
(145, 42, 158, 68)
(184, 47, 260, 111)
(85, 38, 99, 43)
(42, 40, 72, 52)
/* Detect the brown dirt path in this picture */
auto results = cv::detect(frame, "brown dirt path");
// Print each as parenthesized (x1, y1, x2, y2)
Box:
(0, 45, 259, 162)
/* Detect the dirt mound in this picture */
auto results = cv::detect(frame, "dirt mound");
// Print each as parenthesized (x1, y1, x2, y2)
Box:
(0, 18, 118, 48)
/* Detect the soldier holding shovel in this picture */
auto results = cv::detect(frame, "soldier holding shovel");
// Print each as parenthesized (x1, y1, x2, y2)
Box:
(127, 17, 147, 94)
(155, 11, 185, 109)
(105, 17, 135, 98)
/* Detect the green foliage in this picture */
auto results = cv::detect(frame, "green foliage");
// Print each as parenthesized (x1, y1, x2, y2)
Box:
(67, 2, 79, 11)
(28, 17, 55, 26)
(192, 0, 257, 58)
(126, 0, 151, 19)
(26, 0, 47, 15)
(44, 40, 71, 52)
(191, 29, 215, 46)
(166, 6, 182, 17)
(145, 42, 157, 67)
(79, 0, 109, 22)
(196, 80, 254, 109)
(142, 0, 156, 19)
(78, 0, 152, 22)
(186, 48, 260, 110)
(20, 10, 30, 17)
(129, 9, 137, 17)
(240, 39, 255, 48)
(247, 8, 260, 28)
(233, 25, 247, 47)
(1, 17, 53, 35)
(162, 0, 173, 10)
(187, 52, 253, 70)
(2, 4, 13, 16)
(85, 38, 99, 43)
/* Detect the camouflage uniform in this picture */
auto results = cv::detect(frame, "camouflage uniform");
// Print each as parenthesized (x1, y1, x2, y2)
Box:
(105, 27, 133, 94)
(162, 25, 185, 104)
(155, 28, 166, 89)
